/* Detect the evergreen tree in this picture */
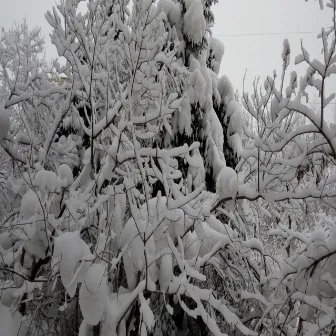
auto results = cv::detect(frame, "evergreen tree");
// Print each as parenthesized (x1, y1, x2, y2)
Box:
(158, 0, 242, 193)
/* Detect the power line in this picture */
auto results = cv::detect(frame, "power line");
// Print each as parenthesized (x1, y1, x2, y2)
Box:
(264, 102, 336, 105)
(212, 30, 336, 106)
(214, 31, 319, 37)
(312, 102, 336, 105)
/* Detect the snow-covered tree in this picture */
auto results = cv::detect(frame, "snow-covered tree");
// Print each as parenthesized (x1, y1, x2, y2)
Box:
(0, 1, 246, 335)
(2, 0, 336, 336)
(234, 1, 336, 334)
(157, 0, 242, 193)
(0, 20, 54, 222)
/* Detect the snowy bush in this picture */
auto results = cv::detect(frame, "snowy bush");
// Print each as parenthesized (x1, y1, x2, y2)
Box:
(1, 0, 336, 336)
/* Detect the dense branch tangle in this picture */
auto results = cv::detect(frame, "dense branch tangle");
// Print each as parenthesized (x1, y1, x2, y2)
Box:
(1, 0, 336, 336)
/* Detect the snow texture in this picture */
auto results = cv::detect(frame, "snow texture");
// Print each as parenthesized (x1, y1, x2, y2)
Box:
(183, 0, 206, 45)
(79, 263, 108, 325)
(209, 38, 225, 74)
(52, 232, 93, 297)
(216, 166, 238, 211)
(217, 75, 234, 106)
(20, 189, 42, 219)
(0, 104, 10, 142)
(58, 164, 73, 187)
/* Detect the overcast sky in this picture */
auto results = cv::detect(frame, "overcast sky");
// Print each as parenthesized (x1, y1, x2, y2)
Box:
(213, 0, 330, 88)
(1, 0, 334, 119)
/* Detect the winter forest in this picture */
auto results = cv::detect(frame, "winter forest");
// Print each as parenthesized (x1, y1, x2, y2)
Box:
(1, 0, 336, 335)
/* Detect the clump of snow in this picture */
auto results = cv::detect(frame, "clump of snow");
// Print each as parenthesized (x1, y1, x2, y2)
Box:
(107, 186, 126, 245)
(217, 75, 234, 106)
(0, 285, 15, 308)
(79, 263, 108, 326)
(0, 303, 25, 336)
(52, 232, 93, 297)
(226, 100, 241, 119)
(33, 169, 58, 196)
(120, 197, 187, 290)
(120, 216, 157, 290)
(226, 101, 242, 135)
(183, 0, 206, 45)
(189, 54, 201, 72)
(0, 104, 10, 142)
(25, 231, 49, 260)
(13, 280, 44, 299)
(0, 232, 12, 251)
(282, 38, 291, 67)
(159, 254, 173, 292)
(209, 69, 221, 106)
(200, 66, 213, 100)
(58, 164, 73, 188)
(78, 321, 90, 336)
(183, 0, 193, 10)
(20, 189, 41, 219)
(228, 133, 242, 156)
(187, 148, 205, 189)
(178, 95, 192, 136)
(270, 97, 280, 122)
(311, 229, 327, 242)
(157, 0, 181, 25)
(97, 137, 119, 190)
(210, 137, 226, 178)
(139, 290, 155, 331)
(286, 71, 297, 97)
(228, 106, 242, 135)
(216, 166, 238, 211)
(244, 238, 264, 253)
(83, 148, 91, 166)
(206, 108, 224, 150)
(188, 69, 206, 107)
(209, 38, 225, 74)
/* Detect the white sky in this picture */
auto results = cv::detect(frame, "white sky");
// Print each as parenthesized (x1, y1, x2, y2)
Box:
(213, 0, 330, 89)
(1, 0, 335, 120)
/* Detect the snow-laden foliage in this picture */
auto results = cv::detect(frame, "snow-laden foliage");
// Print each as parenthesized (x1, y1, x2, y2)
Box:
(1, 0, 336, 336)
(0, 1, 245, 335)
(158, 0, 242, 193)
(0, 20, 49, 222)
(234, 1, 336, 334)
